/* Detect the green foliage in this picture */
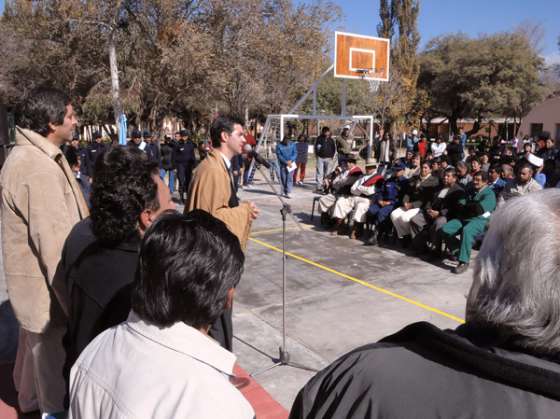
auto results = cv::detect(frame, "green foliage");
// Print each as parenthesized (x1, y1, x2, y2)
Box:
(418, 32, 545, 133)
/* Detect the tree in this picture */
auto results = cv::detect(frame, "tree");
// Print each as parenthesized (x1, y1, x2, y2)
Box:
(418, 32, 545, 135)
(375, 0, 420, 131)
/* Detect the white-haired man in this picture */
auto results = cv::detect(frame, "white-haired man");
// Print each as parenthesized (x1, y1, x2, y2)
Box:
(290, 190, 560, 418)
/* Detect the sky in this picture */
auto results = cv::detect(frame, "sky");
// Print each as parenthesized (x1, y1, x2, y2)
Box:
(331, 0, 560, 64)
(0, 0, 558, 63)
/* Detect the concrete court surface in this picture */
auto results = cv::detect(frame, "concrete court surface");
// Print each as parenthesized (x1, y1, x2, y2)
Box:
(231, 174, 474, 410)
(0, 171, 475, 416)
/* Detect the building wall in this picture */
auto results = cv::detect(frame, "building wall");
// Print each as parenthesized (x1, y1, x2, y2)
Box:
(518, 96, 560, 140)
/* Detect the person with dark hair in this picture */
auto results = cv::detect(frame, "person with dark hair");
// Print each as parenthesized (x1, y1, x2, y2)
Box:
(69, 135, 91, 181)
(277, 135, 297, 198)
(186, 115, 259, 350)
(440, 170, 496, 274)
(447, 135, 463, 166)
(87, 131, 106, 169)
(315, 126, 336, 192)
(144, 131, 160, 165)
(294, 134, 309, 185)
(68, 211, 255, 419)
(488, 164, 506, 197)
(56, 146, 175, 403)
(159, 135, 176, 193)
(64, 147, 91, 207)
(1, 88, 89, 416)
(173, 129, 197, 203)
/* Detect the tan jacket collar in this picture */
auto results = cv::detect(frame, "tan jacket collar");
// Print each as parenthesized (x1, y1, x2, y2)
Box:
(16, 127, 63, 160)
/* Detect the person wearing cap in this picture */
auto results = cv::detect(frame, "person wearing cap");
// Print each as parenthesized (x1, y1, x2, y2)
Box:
(366, 162, 407, 245)
(87, 131, 106, 169)
(318, 157, 363, 225)
(173, 129, 197, 203)
(127, 130, 143, 148)
(440, 170, 496, 274)
(330, 158, 380, 239)
(528, 153, 547, 187)
(500, 162, 542, 204)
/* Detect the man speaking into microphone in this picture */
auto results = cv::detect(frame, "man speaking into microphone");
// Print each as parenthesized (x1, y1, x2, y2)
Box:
(186, 115, 259, 351)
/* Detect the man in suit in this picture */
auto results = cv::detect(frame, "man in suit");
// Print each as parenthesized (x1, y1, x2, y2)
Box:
(186, 115, 259, 350)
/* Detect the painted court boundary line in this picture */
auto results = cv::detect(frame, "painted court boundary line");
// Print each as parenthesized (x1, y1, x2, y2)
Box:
(249, 237, 465, 324)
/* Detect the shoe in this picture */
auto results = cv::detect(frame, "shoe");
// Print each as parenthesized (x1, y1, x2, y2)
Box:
(452, 262, 469, 274)
(285, 193, 291, 199)
(365, 230, 378, 246)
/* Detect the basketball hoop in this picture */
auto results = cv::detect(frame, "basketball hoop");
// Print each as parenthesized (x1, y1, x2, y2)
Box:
(355, 68, 381, 93)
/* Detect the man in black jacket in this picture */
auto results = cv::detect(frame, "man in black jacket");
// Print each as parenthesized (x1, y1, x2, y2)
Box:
(314, 126, 336, 193)
(173, 129, 196, 203)
(87, 131, 106, 169)
(290, 190, 560, 419)
(159, 135, 176, 193)
(55, 146, 175, 405)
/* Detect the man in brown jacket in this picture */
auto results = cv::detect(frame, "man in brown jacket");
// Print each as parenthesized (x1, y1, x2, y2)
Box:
(0, 88, 89, 416)
(187, 115, 259, 350)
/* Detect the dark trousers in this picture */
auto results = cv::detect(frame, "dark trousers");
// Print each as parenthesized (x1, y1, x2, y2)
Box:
(209, 307, 233, 351)
(176, 162, 194, 198)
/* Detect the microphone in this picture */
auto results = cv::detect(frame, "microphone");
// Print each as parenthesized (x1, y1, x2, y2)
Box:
(249, 150, 271, 169)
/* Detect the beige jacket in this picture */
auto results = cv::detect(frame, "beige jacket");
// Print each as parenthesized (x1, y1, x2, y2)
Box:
(1, 128, 89, 333)
(186, 151, 252, 250)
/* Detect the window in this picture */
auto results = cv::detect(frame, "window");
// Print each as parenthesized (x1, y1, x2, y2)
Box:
(530, 123, 543, 138)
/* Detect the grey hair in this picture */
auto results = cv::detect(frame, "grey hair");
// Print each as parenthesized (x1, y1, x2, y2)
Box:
(466, 190, 560, 354)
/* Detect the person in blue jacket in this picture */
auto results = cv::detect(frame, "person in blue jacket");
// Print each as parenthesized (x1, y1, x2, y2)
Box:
(276, 135, 297, 198)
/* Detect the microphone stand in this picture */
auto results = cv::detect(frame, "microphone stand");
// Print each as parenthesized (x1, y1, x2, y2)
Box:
(249, 162, 317, 377)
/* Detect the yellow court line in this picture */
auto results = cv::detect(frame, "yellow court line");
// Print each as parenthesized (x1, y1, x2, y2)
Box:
(249, 237, 465, 324)
(251, 225, 312, 237)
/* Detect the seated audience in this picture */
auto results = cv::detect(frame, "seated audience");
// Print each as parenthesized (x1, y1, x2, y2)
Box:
(390, 161, 439, 245)
(331, 159, 381, 239)
(290, 190, 560, 419)
(440, 171, 496, 274)
(500, 162, 542, 203)
(69, 211, 254, 418)
(456, 161, 472, 188)
(403, 153, 420, 178)
(366, 162, 408, 246)
(410, 167, 466, 253)
(318, 157, 362, 222)
(56, 146, 175, 398)
(488, 164, 507, 197)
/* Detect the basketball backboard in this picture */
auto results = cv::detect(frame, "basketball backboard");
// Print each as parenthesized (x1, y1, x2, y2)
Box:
(334, 31, 390, 82)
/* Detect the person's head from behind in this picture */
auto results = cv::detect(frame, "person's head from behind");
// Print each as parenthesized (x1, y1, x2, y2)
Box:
(91, 146, 175, 246)
(516, 163, 533, 184)
(467, 190, 560, 355)
(132, 210, 244, 331)
(443, 167, 457, 187)
(18, 87, 77, 146)
(210, 115, 245, 158)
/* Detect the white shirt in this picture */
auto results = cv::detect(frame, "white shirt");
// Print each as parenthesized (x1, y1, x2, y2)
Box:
(431, 142, 447, 158)
(220, 151, 232, 170)
(69, 312, 254, 419)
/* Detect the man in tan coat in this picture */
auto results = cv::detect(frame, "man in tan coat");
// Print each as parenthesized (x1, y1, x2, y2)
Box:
(187, 115, 259, 350)
(0, 88, 89, 415)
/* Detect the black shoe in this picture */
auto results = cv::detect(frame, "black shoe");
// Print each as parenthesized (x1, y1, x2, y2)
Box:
(365, 230, 378, 246)
(452, 262, 469, 274)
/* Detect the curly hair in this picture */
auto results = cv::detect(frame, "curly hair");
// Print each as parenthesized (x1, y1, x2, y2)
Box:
(90, 146, 160, 246)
